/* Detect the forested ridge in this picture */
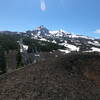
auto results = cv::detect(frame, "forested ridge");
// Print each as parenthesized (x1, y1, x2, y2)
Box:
(0, 34, 65, 74)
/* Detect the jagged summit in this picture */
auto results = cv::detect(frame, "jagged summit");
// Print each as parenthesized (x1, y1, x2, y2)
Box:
(36, 25, 48, 30)
(24, 26, 100, 53)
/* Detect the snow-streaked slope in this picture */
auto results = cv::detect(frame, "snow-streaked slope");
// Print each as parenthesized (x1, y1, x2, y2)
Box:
(38, 38, 48, 42)
(58, 49, 70, 54)
(84, 47, 100, 53)
(49, 30, 71, 37)
(88, 41, 100, 46)
(20, 44, 28, 53)
(18, 41, 29, 53)
(22, 26, 100, 53)
(59, 41, 79, 52)
(91, 47, 100, 52)
(49, 31, 59, 35)
(71, 35, 94, 40)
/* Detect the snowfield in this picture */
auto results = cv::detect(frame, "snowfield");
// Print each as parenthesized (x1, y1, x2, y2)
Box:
(59, 42, 79, 51)
(88, 41, 100, 46)
(91, 47, 100, 52)
(58, 49, 70, 54)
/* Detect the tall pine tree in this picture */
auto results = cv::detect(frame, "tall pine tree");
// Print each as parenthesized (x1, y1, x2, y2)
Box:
(0, 46, 6, 74)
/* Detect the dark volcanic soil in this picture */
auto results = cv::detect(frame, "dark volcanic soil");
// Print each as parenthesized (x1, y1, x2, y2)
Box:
(0, 51, 100, 100)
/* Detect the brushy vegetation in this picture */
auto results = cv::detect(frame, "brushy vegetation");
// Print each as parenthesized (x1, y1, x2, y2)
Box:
(57, 51, 100, 75)
(0, 51, 99, 100)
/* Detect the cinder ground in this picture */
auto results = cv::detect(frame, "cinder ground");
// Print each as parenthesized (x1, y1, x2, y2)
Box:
(0, 51, 100, 100)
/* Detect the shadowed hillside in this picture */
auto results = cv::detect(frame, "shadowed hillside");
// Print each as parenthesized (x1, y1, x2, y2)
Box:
(0, 52, 100, 100)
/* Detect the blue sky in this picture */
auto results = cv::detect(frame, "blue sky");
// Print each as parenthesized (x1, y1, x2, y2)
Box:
(0, 0, 100, 38)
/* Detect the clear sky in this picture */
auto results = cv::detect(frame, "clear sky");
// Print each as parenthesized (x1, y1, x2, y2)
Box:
(0, 0, 100, 38)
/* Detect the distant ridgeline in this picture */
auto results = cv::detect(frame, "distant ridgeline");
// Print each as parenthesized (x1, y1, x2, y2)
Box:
(0, 33, 65, 74)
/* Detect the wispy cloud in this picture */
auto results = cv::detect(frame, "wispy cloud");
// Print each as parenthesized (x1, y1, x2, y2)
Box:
(94, 29, 100, 34)
(40, 0, 46, 11)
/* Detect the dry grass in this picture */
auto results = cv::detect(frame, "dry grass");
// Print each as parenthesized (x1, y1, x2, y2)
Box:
(0, 51, 99, 100)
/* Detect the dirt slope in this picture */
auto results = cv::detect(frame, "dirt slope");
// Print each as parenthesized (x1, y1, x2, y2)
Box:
(0, 52, 100, 100)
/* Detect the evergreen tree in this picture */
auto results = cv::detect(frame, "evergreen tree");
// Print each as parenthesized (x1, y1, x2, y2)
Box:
(16, 48, 23, 68)
(0, 46, 6, 74)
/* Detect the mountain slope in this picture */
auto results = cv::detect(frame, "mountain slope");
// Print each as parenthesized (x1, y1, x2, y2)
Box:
(0, 26, 100, 53)
(0, 52, 99, 100)
(20, 26, 100, 53)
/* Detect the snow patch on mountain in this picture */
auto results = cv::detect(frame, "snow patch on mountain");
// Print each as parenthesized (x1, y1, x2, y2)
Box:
(91, 47, 100, 52)
(52, 40, 57, 43)
(58, 49, 70, 54)
(88, 41, 100, 46)
(49, 31, 59, 35)
(20, 45, 28, 53)
(59, 42, 79, 51)
(38, 38, 48, 42)
(71, 35, 94, 40)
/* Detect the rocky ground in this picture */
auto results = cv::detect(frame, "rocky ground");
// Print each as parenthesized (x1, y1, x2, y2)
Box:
(0, 51, 100, 100)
